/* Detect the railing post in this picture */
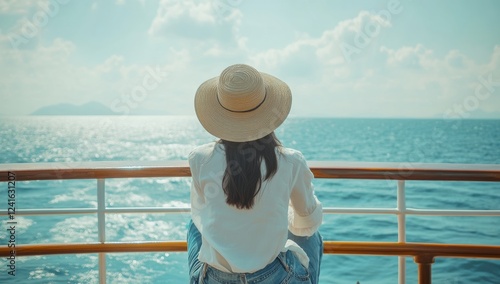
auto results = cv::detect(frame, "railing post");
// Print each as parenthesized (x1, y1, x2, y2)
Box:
(397, 180, 406, 284)
(97, 179, 106, 284)
(414, 255, 434, 284)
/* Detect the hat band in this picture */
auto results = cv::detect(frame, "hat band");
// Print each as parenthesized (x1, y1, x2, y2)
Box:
(217, 92, 267, 113)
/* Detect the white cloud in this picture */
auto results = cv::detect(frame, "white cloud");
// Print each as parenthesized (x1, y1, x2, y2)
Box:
(374, 44, 500, 117)
(317, 11, 392, 65)
(0, 0, 71, 50)
(0, 37, 191, 115)
(0, 0, 49, 14)
(380, 44, 435, 69)
(148, 0, 244, 47)
(445, 49, 474, 70)
(486, 45, 500, 71)
(250, 18, 500, 118)
(0, 38, 101, 110)
(0, 4, 498, 119)
(251, 11, 392, 72)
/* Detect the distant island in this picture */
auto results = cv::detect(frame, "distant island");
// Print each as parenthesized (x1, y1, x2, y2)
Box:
(31, 102, 119, 115)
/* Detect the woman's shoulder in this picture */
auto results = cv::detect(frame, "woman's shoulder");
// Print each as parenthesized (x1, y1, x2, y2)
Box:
(188, 142, 218, 163)
(278, 146, 308, 165)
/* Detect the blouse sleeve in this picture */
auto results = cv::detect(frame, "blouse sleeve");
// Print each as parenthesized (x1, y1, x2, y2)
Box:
(188, 150, 204, 227)
(288, 152, 323, 236)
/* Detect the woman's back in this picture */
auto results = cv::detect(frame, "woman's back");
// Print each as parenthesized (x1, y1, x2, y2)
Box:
(189, 142, 321, 273)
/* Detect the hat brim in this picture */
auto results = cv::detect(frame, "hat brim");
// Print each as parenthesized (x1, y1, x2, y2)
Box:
(195, 72, 292, 142)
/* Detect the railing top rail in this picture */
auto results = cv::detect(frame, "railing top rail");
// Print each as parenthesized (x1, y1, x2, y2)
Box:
(1, 241, 500, 259)
(1, 160, 500, 182)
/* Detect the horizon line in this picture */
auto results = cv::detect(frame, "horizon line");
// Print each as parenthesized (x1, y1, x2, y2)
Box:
(1, 114, 500, 120)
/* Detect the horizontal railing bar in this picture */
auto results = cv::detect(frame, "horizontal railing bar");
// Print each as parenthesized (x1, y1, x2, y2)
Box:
(405, 208, 500, 216)
(323, 241, 500, 258)
(105, 207, 191, 214)
(3, 207, 500, 216)
(1, 241, 500, 259)
(310, 161, 500, 182)
(0, 161, 191, 182)
(0, 241, 186, 256)
(1, 208, 98, 215)
(1, 161, 500, 182)
(0, 207, 191, 216)
(323, 208, 399, 214)
(325, 208, 500, 216)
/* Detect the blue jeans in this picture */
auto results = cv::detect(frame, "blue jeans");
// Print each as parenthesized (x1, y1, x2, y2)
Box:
(187, 220, 323, 284)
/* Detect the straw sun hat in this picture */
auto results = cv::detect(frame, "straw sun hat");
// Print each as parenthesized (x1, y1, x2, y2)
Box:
(194, 64, 292, 142)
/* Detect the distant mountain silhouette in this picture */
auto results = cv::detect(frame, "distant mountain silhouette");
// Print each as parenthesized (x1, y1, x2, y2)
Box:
(31, 102, 118, 115)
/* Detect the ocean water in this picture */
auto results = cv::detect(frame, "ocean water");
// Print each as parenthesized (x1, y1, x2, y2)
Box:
(0, 116, 499, 284)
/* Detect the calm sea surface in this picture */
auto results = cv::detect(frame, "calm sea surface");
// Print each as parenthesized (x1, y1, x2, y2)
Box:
(0, 116, 499, 283)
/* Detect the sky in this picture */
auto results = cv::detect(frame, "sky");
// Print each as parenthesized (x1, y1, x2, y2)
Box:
(0, 0, 499, 118)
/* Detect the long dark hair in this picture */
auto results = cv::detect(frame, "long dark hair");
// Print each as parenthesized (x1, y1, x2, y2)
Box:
(219, 132, 281, 209)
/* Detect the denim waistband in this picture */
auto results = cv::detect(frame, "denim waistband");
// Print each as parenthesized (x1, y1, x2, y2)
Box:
(200, 251, 289, 283)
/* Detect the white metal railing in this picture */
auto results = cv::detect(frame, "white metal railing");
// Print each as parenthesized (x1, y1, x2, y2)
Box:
(97, 179, 106, 284)
(6, 179, 500, 283)
(2, 161, 500, 284)
(398, 180, 406, 284)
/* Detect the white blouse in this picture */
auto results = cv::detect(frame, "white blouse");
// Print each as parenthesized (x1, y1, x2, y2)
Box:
(188, 142, 322, 273)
